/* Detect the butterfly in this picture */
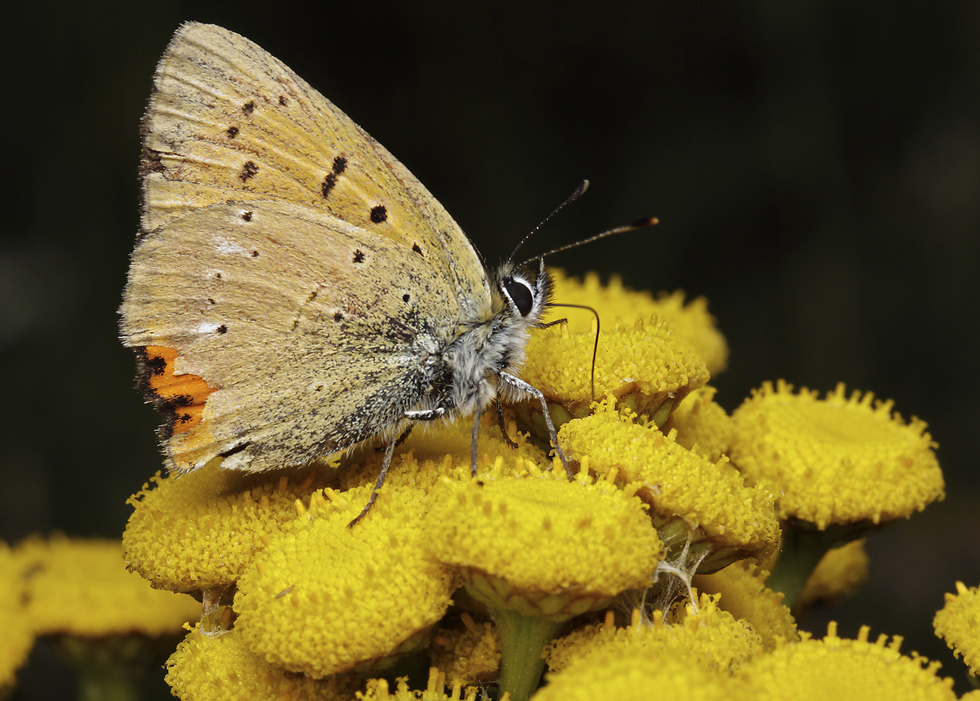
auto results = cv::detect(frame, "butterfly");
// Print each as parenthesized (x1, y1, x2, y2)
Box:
(120, 22, 596, 522)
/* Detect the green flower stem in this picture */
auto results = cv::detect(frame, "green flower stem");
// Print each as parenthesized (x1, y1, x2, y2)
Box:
(767, 519, 877, 610)
(490, 605, 564, 701)
(54, 636, 147, 701)
(77, 666, 141, 701)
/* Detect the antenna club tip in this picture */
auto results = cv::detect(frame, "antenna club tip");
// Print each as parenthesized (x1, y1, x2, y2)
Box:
(630, 216, 659, 228)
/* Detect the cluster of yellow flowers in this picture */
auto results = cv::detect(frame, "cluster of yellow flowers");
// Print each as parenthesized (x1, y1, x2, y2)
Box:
(2, 271, 974, 700)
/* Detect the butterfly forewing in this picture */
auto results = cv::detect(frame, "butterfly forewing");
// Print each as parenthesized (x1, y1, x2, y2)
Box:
(123, 23, 492, 473)
(142, 22, 488, 305)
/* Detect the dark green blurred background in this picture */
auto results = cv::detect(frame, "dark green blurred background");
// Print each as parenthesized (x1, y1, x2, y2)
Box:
(2, 0, 978, 697)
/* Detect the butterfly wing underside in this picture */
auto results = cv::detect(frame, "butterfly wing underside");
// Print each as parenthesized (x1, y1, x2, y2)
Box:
(121, 22, 490, 473)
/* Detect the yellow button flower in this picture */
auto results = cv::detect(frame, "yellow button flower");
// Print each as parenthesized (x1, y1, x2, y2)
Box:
(546, 600, 761, 677)
(17, 535, 199, 637)
(426, 472, 662, 618)
(740, 622, 956, 700)
(428, 613, 500, 687)
(794, 540, 869, 612)
(511, 270, 713, 443)
(933, 581, 980, 677)
(358, 668, 482, 701)
(234, 485, 455, 678)
(729, 380, 944, 529)
(0, 543, 34, 694)
(426, 470, 663, 701)
(546, 269, 729, 376)
(662, 386, 735, 463)
(124, 458, 335, 593)
(693, 561, 799, 651)
(534, 646, 749, 701)
(559, 403, 780, 574)
(166, 624, 358, 700)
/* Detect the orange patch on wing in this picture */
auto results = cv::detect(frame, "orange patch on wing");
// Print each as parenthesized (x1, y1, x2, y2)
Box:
(142, 345, 218, 435)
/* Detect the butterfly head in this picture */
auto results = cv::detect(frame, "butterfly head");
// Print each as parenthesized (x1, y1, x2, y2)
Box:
(494, 257, 552, 328)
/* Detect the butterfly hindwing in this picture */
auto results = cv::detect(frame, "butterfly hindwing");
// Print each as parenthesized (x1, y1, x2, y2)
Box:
(122, 198, 458, 472)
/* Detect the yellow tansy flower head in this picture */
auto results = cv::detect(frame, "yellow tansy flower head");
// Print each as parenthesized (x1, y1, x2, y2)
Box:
(546, 599, 762, 677)
(518, 313, 709, 432)
(234, 485, 455, 678)
(662, 385, 736, 463)
(933, 581, 980, 676)
(729, 381, 944, 529)
(426, 470, 663, 701)
(0, 543, 34, 694)
(740, 622, 956, 700)
(794, 540, 870, 611)
(358, 668, 481, 701)
(559, 403, 780, 574)
(428, 613, 500, 687)
(166, 624, 358, 700)
(17, 535, 199, 637)
(546, 269, 729, 376)
(426, 471, 663, 619)
(339, 418, 549, 494)
(534, 646, 748, 701)
(693, 561, 799, 651)
(509, 269, 713, 441)
(124, 458, 334, 593)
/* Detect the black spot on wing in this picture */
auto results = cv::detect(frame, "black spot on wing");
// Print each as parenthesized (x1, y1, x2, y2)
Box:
(370, 205, 388, 223)
(352, 250, 365, 263)
(226, 126, 239, 138)
(241, 211, 253, 222)
(240, 161, 259, 182)
(219, 442, 250, 458)
(412, 243, 423, 257)
(242, 101, 256, 115)
(279, 95, 288, 106)
(321, 157, 347, 198)
(216, 325, 228, 334)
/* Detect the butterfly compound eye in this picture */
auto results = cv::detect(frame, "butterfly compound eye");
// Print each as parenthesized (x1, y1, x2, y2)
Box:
(503, 277, 535, 317)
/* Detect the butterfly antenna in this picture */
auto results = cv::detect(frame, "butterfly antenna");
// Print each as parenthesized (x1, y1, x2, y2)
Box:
(519, 215, 659, 268)
(508, 180, 591, 262)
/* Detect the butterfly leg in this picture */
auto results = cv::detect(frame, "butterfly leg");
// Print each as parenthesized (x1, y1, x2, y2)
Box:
(540, 317, 568, 330)
(348, 407, 447, 527)
(349, 435, 401, 527)
(374, 425, 414, 452)
(499, 372, 573, 479)
(495, 396, 520, 449)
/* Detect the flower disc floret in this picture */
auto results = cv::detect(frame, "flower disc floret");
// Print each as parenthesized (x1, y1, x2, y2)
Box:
(933, 581, 980, 676)
(559, 405, 779, 569)
(546, 270, 729, 375)
(546, 599, 761, 676)
(234, 487, 454, 678)
(729, 381, 944, 529)
(739, 622, 955, 700)
(425, 472, 662, 619)
(166, 624, 355, 700)
(520, 314, 709, 426)
(17, 535, 199, 637)
(124, 459, 332, 592)
(534, 647, 747, 701)
(694, 561, 798, 650)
